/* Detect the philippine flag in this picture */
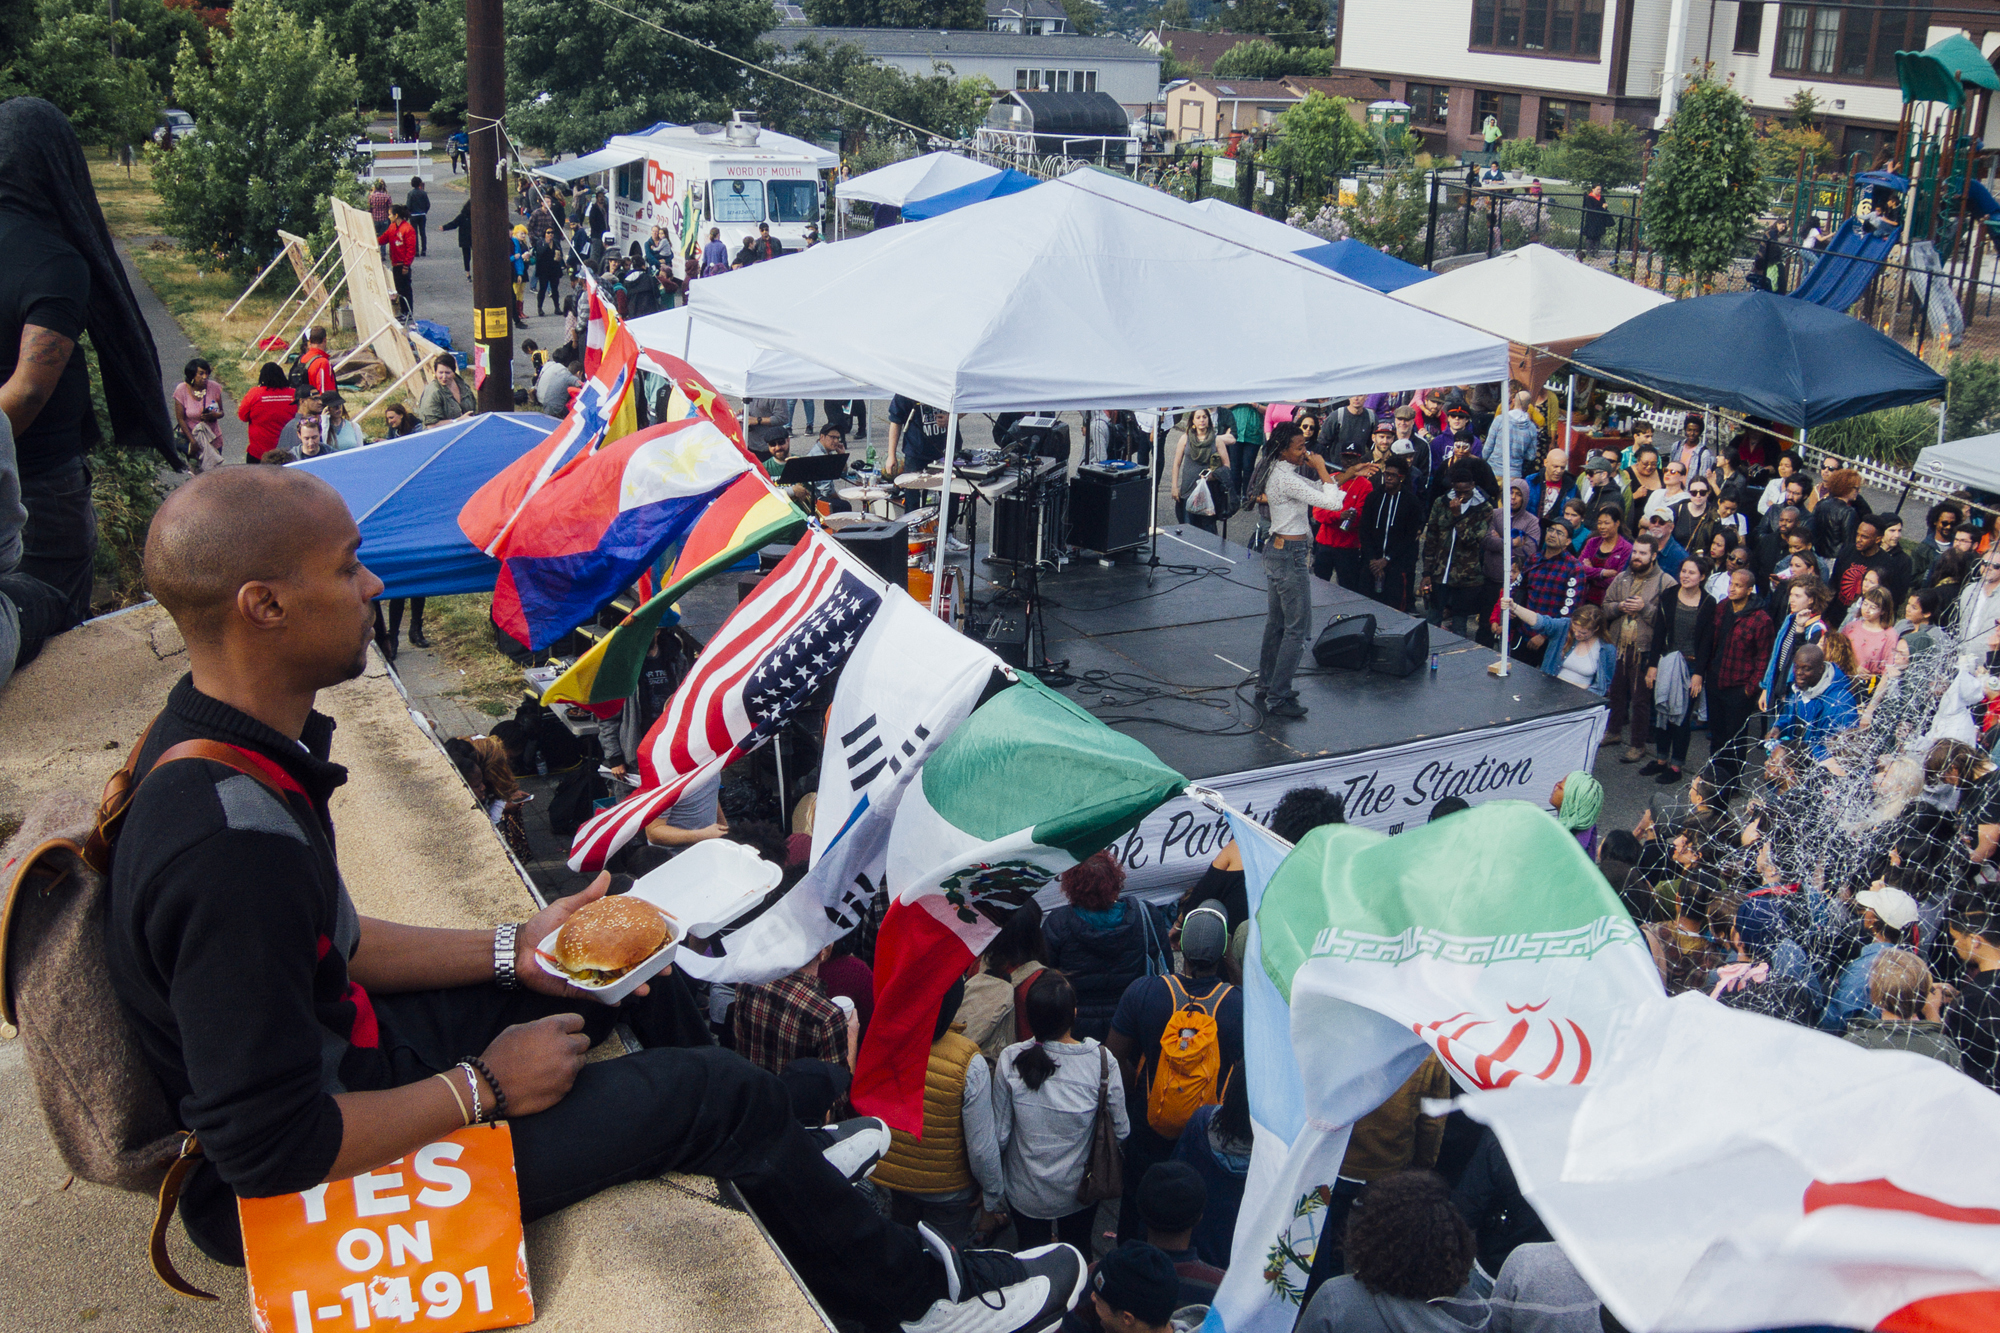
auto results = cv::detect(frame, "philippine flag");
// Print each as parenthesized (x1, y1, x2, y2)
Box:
(488, 415, 757, 651)
(459, 282, 639, 557)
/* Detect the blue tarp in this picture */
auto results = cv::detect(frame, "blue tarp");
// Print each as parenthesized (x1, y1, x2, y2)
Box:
(1294, 238, 1435, 293)
(901, 169, 1041, 220)
(291, 412, 556, 598)
(1572, 291, 1945, 429)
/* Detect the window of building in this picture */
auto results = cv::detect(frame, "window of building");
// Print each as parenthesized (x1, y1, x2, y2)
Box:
(1406, 82, 1449, 124)
(1016, 68, 1030, 88)
(1055, 69, 1070, 91)
(1774, 3, 1924, 83)
(1085, 70, 1097, 91)
(1471, 0, 1603, 57)
(1474, 90, 1521, 139)
(1734, 1, 1764, 52)
(1540, 99, 1573, 140)
(1044, 68, 1057, 89)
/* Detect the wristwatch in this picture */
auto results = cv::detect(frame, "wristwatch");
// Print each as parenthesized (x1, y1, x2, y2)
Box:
(494, 923, 521, 990)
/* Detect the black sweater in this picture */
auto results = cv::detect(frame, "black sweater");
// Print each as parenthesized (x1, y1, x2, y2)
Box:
(107, 678, 382, 1234)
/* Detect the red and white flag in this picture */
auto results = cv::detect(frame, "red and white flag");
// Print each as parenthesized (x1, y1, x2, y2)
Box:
(1461, 993, 2000, 1333)
(566, 530, 884, 872)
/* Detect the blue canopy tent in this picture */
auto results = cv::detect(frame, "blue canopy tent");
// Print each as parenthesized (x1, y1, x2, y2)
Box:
(1570, 291, 1945, 430)
(291, 413, 555, 598)
(1295, 238, 1434, 293)
(901, 169, 1040, 221)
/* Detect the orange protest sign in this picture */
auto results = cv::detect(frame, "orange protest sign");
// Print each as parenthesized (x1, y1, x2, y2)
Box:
(240, 1122, 534, 1333)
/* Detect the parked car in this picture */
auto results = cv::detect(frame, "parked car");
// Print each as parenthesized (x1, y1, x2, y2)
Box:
(152, 109, 196, 146)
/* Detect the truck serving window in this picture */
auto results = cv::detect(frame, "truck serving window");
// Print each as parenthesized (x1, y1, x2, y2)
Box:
(713, 178, 763, 222)
(767, 180, 817, 223)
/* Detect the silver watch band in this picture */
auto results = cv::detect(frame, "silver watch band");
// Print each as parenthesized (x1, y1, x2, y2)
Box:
(494, 922, 520, 990)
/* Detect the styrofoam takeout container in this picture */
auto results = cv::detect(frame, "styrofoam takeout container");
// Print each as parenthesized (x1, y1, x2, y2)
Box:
(535, 839, 783, 1004)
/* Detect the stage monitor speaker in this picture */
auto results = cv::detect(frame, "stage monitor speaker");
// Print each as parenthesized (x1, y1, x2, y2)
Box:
(831, 519, 909, 592)
(979, 608, 1031, 669)
(1002, 416, 1072, 464)
(1368, 613, 1430, 678)
(991, 493, 1039, 565)
(1070, 466, 1150, 554)
(1312, 613, 1376, 669)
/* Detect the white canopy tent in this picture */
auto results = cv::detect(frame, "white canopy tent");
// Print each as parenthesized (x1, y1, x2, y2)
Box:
(1913, 433, 2000, 494)
(689, 168, 1508, 413)
(533, 145, 646, 184)
(1187, 196, 1329, 256)
(1387, 243, 1669, 345)
(688, 166, 1508, 612)
(836, 151, 1001, 208)
(627, 307, 885, 400)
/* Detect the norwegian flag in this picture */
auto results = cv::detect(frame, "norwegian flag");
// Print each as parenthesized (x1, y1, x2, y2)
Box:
(567, 530, 883, 872)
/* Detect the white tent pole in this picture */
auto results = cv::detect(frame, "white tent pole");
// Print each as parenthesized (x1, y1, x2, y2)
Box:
(1565, 372, 1575, 465)
(932, 409, 960, 616)
(1498, 398, 1513, 679)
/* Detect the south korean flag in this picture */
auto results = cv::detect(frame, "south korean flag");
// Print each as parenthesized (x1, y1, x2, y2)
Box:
(674, 583, 1002, 984)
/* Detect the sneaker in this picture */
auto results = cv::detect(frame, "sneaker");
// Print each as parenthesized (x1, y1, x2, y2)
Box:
(1620, 746, 1647, 763)
(1598, 732, 1623, 748)
(1637, 760, 1665, 776)
(811, 1116, 890, 1184)
(1654, 766, 1683, 786)
(945, 535, 970, 554)
(1267, 699, 1309, 718)
(903, 1224, 1085, 1333)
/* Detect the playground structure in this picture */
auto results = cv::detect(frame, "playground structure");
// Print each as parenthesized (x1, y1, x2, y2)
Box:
(1781, 34, 2000, 344)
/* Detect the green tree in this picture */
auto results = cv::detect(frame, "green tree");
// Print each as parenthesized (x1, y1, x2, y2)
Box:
(1218, 0, 1328, 46)
(389, 0, 467, 121)
(1340, 167, 1429, 260)
(2, 0, 161, 148)
(1545, 118, 1643, 188)
(1270, 92, 1369, 201)
(153, 0, 367, 274)
(1057, 0, 1101, 35)
(1211, 38, 1333, 78)
(271, 0, 423, 110)
(803, 0, 982, 28)
(121, 0, 215, 104)
(1785, 86, 1821, 130)
(1640, 77, 1767, 285)
(507, 0, 777, 155)
(1158, 40, 1197, 82)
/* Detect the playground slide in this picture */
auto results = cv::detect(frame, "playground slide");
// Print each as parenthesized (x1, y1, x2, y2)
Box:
(1789, 218, 1900, 311)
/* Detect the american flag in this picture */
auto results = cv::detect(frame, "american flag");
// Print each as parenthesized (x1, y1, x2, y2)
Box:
(567, 530, 882, 872)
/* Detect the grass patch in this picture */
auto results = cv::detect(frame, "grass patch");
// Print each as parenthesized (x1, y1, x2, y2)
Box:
(422, 594, 532, 716)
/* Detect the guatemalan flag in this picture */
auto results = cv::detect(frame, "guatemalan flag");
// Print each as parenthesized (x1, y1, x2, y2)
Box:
(851, 676, 1187, 1134)
(483, 415, 756, 650)
(567, 530, 885, 873)
(458, 281, 640, 558)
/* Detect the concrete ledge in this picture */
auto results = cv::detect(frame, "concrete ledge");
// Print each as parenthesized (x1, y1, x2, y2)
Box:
(0, 606, 824, 1330)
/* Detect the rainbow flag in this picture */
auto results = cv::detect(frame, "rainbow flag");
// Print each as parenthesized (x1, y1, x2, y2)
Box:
(540, 472, 806, 706)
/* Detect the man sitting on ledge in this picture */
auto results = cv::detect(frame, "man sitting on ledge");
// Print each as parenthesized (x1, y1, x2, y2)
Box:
(106, 466, 1084, 1333)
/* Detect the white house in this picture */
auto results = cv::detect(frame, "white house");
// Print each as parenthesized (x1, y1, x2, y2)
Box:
(987, 0, 1073, 35)
(1335, 1, 2000, 163)
(766, 27, 1163, 110)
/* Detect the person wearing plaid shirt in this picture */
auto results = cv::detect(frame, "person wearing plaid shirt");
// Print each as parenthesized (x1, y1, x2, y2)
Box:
(733, 958, 852, 1076)
(1707, 565, 1777, 798)
(1513, 517, 1589, 667)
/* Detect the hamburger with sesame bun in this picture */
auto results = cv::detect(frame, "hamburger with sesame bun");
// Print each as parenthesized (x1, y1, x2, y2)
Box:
(549, 895, 671, 986)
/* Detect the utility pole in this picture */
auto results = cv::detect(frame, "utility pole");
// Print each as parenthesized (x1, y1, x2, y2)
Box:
(467, 0, 513, 412)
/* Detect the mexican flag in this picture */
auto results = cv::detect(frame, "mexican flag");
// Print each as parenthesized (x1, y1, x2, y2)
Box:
(1205, 803, 1662, 1333)
(850, 674, 1187, 1134)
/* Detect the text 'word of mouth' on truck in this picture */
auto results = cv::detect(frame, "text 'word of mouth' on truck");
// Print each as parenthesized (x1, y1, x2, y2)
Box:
(540, 112, 838, 263)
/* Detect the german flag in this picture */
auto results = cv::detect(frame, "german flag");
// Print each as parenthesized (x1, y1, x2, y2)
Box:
(539, 472, 805, 707)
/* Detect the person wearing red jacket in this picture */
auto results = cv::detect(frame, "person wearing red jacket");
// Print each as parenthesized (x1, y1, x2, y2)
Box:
(377, 205, 418, 317)
(236, 361, 298, 462)
(1312, 439, 1375, 592)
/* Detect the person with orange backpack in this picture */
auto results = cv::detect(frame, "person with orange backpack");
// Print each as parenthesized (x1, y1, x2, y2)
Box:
(1105, 900, 1241, 1245)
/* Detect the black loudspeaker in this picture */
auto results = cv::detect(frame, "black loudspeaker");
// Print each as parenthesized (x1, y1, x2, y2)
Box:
(1312, 613, 1376, 669)
(1368, 613, 1430, 677)
(1002, 416, 1073, 464)
(1070, 466, 1150, 554)
(992, 493, 1040, 565)
(979, 607, 1031, 668)
(831, 520, 909, 592)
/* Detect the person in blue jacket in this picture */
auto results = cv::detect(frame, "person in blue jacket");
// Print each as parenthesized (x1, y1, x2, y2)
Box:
(1500, 596, 1616, 695)
(1769, 643, 1858, 760)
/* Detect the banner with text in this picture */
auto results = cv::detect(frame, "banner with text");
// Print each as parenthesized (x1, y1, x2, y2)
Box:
(1078, 708, 1607, 901)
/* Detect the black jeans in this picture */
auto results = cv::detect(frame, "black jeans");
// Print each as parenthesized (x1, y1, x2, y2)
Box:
(534, 273, 559, 314)
(458, 243, 472, 274)
(184, 982, 943, 1325)
(1655, 709, 1696, 765)
(391, 262, 415, 316)
(375, 597, 426, 641)
(412, 214, 427, 255)
(18, 459, 97, 629)
(1366, 559, 1417, 614)
(1115, 1124, 1177, 1243)
(0, 568, 67, 681)
(1015, 1205, 1096, 1254)
(1706, 683, 1762, 794)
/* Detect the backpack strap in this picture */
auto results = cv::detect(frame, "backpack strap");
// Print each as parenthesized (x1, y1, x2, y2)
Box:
(150, 1135, 215, 1300)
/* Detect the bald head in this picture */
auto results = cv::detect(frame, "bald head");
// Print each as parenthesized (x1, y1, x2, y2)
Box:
(1794, 643, 1826, 689)
(145, 467, 352, 644)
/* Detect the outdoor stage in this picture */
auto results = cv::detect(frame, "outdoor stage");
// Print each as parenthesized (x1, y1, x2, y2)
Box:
(1015, 527, 1610, 895)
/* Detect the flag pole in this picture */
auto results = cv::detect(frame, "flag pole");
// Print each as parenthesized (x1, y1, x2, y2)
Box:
(932, 408, 960, 617)
(1495, 393, 1513, 679)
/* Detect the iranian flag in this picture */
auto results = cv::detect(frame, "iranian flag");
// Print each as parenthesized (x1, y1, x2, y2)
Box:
(850, 674, 1186, 1134)
(1461, 993, 2000, 1333)
(1205, 803, 1662, 1333)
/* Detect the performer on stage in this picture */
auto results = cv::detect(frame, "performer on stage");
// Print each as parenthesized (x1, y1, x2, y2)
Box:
(1249, 424, 1378, 718)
